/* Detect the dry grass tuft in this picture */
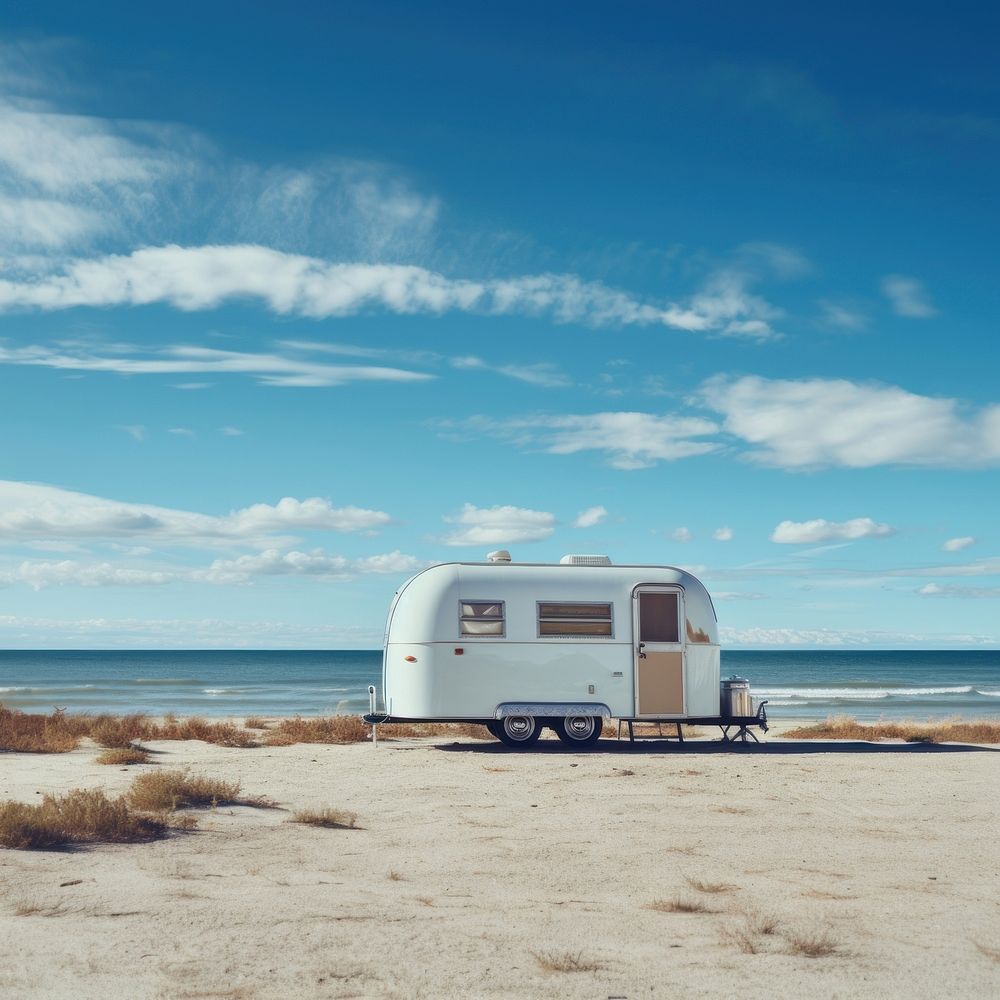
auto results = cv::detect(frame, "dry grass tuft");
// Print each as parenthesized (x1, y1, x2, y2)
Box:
(0, 789, 166, 849)
(387, 870, 405, 881)
(534, 951, 604, 973)
(96, 747, 151, 766)
(0, 705, 92, 753)
(267, 715, 490, 745)
(125, 769, 244, 812)
(785, 714, 1000, 745)
(744, 907, 780, 937)
(243, 716, 269, 729)
(685, 876, 738, 894)
(975, 942, 1000, 963)
(0, 705, 261, 753)
(14, 900, 69, 917)
(785, 928, 839, 958)
(288, 807, 358, 829)
(648, 896, 713, 914)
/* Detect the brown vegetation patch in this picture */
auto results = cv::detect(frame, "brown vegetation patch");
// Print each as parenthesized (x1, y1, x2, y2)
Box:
(685, 876, 738, 894)
(785, 928, 840, 958)
(96, 747, 151, 766)
(0, 789, 166, 849)
(785, 714, 1000, 745)
(0, 706, 92, 753)
(126, 770, 246, 812)
(288, 808, 358, 829)
(1, 705, 261, 753)
(647, 896, 713, 914)
(534, 951, 604, 973)
(267, 715, 489, 745)
(975, 942, 1000, 964)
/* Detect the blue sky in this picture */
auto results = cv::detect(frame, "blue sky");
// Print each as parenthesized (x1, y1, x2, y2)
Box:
(1, 2, 998, 648)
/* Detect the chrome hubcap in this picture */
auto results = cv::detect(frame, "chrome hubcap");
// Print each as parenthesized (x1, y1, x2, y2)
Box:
(504, 716, 533, 740)
(565, 716, 596, 740)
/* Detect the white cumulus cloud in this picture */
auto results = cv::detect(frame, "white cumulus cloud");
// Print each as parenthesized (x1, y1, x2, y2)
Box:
(700, 375, 1000, 469)
(672, 527, 693, 543)
(443, 504, 555, 546)
(942, 536, 975, 552)
(770, 517, 895, 544)
(573, 505, 608, 528)
(713, 526, 734, 541)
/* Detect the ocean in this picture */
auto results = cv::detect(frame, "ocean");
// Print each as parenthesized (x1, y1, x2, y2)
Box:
(1, 649, 999, 722)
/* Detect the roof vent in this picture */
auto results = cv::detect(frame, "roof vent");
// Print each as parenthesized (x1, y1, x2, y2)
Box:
(487, 550, 512, 563)
(559, 554, 613, 566)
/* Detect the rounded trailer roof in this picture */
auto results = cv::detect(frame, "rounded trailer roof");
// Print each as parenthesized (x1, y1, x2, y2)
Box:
(387, 561, 719, 644)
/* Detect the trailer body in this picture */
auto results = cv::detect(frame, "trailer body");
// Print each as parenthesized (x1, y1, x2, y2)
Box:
(377, 557, 722, 732)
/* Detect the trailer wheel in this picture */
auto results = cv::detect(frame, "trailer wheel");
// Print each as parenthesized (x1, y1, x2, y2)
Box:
(495, 715, 541, 748)
(554, 715, 602, 748)
(485, 720, 502, 740)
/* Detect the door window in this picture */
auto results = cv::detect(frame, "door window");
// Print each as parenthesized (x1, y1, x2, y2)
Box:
(639, 592, 679, 643)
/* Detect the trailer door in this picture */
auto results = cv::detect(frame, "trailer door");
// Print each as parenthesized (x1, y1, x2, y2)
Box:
(633, 586, 685, 717)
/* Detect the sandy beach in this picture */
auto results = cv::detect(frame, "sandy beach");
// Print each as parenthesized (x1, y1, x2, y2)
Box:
(2, 723, 999, 1000)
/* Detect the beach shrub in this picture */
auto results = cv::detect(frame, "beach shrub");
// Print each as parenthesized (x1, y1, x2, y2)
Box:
(785, 715, 1000, 744)
(96, 747, 151, 765)
(0, 705, 91, 753)
(0, 790, 166, 849)
(533, 951, 604, 973)
(288, 807, 358, 829)
(126, 769, 243, 812)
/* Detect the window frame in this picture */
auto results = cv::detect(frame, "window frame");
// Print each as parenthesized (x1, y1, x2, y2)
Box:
(458, 599, 506, 639)
(535, 600, 615, 639)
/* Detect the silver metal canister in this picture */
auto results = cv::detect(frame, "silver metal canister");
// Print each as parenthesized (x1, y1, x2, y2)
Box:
(720, 676, 753, 717)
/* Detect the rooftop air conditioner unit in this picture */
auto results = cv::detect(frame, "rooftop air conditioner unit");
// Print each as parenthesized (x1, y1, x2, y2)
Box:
(559, 554, 613, 566)
(487, 550, 512, 563)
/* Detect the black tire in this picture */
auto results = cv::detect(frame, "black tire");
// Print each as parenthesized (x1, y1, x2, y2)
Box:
(494, 715, 541, 748)
(553, 715, 603, 749)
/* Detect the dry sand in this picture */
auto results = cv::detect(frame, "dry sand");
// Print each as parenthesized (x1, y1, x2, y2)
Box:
(2, 722, 999, 999)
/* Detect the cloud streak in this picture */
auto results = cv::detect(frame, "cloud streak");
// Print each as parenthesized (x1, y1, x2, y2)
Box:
(0, 243, 784, 338)
(0, 481, 392, 545)
(770, 518, 895, 544)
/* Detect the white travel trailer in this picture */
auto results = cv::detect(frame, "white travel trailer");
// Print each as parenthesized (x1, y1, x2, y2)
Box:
(367, 552, 764, 748)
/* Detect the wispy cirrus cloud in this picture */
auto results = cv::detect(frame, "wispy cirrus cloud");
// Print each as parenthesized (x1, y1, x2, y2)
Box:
(0, 341, 432, 388)
(880, 274, 937, 318)
(447, 412, 719, 470)
(193, 548, 422, 584)
(0, 480, 392, 545)
(918, 582, 1000, 598)
(0, 243, 784, 339)
(0, 560, 172, 590)
(449, 355, 571, 388)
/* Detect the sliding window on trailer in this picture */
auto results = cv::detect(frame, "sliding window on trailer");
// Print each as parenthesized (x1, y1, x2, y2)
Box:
(536, 601, 614, 638)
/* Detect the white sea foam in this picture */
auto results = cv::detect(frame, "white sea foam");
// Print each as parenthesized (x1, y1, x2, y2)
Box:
(756, 686, 977, 700)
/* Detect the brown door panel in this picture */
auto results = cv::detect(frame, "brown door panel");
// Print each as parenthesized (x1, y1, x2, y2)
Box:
(637, 651, 684, 715)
